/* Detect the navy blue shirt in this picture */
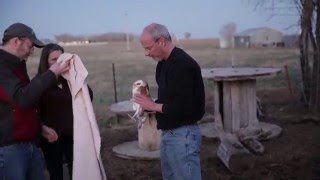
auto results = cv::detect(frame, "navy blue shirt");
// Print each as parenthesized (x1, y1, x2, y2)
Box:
(155, 47, 205, 130)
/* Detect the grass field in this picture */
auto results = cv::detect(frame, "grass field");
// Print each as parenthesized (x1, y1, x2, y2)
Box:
(26, 39, 301, 122)
(26, 40, 317, 180)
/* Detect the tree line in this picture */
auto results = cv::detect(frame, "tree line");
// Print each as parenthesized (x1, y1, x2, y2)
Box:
(54, 32, 138, 43)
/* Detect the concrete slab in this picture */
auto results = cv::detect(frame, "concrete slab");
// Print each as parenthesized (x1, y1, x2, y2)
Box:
(199, 122, 219, 138)
(199, 121, 282, 140)
(112, 141, 160, 160)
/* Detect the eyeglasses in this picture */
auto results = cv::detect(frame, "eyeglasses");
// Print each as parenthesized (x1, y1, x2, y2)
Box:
(18, 37, 34, 49)
(144, 38, 160, 51)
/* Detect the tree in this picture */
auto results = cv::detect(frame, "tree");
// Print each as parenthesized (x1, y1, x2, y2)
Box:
(219, 22, 237, 38)
(298, 0, 320, 108)
(184, 32, 191, 39)
(219, 22, 237, 48)
(248, 0, 320, 108)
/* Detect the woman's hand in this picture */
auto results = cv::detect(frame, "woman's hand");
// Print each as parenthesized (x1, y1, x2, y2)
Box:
(41, 125, 59, 143)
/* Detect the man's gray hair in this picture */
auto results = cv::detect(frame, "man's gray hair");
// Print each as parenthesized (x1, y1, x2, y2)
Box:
(145, 23, 172, 42)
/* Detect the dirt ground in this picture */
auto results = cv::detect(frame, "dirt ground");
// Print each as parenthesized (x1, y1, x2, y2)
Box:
(99, 88, 320, 180)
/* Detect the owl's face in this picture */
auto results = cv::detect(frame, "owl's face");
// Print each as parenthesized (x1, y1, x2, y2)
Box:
(132, 80, 150, 97)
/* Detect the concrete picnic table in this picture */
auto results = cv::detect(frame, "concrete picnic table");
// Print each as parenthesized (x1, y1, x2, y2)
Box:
(200, 67, 282, 172)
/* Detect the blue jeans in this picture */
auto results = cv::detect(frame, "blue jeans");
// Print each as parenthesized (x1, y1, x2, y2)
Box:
(0, 143, 45, 180)
(160, 124, 202, 180)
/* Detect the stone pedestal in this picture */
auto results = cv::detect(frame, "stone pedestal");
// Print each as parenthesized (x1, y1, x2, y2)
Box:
(138, 116, 161, 151)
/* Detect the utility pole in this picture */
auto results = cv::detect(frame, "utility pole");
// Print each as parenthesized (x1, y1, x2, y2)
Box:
(125, 11, 130, 51)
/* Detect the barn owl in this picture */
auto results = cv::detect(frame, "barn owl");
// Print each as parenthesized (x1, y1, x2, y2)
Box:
(130, 80, 161, 151)
(129, 80, 151, 128)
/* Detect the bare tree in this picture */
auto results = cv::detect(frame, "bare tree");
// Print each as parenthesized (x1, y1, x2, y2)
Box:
(184, 32, 191, 39)
(248, 0, 320, 108)
(55, 34, 86, 42)
(219, 22, 237, 38)
(219, 22, 237, 48)
(55, 32, 137, 43)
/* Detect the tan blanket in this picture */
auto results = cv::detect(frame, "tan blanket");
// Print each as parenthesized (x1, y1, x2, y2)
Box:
(57, 53, 107, 180)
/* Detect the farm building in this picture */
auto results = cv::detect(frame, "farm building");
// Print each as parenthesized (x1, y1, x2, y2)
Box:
(219, 36, 233, 49)
(234, 27, 283, 48)
(233, 36, 250, 48)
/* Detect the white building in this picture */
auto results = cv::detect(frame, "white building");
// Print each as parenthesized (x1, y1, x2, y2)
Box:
(235, 27, 283, 47)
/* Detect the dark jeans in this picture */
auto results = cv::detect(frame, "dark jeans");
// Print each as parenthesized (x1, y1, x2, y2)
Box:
(41, 135, 73, 180)
(0, 142, 45, 180)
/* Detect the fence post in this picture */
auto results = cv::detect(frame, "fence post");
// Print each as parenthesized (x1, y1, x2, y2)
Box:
(283, 64, 294, 100)
(112, 63, 119, 124)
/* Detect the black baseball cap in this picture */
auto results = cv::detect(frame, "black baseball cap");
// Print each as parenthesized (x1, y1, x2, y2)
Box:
(3, 23, 44, 48)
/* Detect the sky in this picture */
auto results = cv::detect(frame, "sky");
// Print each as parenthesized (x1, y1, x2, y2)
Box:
(0, 0, 299, 40)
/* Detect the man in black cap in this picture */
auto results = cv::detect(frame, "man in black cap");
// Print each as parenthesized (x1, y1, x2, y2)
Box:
(0, 23, 70, 180)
